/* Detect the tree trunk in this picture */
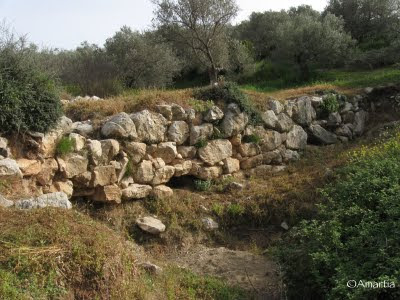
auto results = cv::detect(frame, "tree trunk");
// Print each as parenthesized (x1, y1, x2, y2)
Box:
(208, 66, 218, 85)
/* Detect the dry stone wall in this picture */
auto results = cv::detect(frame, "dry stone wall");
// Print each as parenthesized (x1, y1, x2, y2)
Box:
(0, 92, 370, 207)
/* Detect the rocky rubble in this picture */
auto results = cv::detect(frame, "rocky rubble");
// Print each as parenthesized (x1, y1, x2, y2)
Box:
(0, 92, 370, 207)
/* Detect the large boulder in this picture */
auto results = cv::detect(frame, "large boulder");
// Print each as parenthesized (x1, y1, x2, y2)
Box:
(286, 125, 308, 150)
(204, 106, 224, 122)
(37, 116, 73, 158)
(155, 104, 173, 120)
(69, 133, 86, 151)
(308, 124, 338, 145)
(100, 139, 120, 163)
(290, 97, 316, 126)
(36, 158, 58, 186)
(134, 160, 154, 184)
(93, 185, 121, 204)
(58, 153, 88, 179)
(171, 104, 187, 121)
(101, 112, 137, 139)
(167, 121, 189, 145)
(136, 216, 166, 234)
(190, 123, 213, 145)
(327, 112, 342, 127)
(261, 110, 278, 129)
(152, 166, 175, 185)
(0, 137, 10, 158)
(87, 139, 103, 166)
(173, 160, 193, 177)
(0, 158, 22, 179)
(122, 184, 152, 200)
(15, 192, 72, 209)
(275, 113, 294, 133)
(17, 159, 42, 176)
(197, 166, 222, 180)
(257, 129, 283, 152)
(335, 124, 354, 139)
(130, 110, 167, 143)
(151, 185, 173, 200)
(238, 143, 260, 157)
(177, 146, 197, 159)
(92, 165, 117, 187)
(266, 99, 284, 115)
(221, 104, 249, 137)
(72, 121, 94, 137)
(152, 142, 178, 164)
(198, 140, 233, 165)
(223, 158, 240, 174)
(125, 142, 147, 164)
(353, 110, 368, 136)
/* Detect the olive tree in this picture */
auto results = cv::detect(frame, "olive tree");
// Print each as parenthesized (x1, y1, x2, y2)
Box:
(274, 6, 355, 80)
(105, 26, 181, 88)
(152, 0, 239, 83)
(325, 0, 400, 49)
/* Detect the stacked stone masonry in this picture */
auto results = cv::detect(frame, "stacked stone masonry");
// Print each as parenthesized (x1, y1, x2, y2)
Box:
(0, 92, 370, 206)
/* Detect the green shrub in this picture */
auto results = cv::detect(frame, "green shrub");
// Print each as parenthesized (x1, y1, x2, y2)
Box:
(0, 42, 62, 134)
(194, 139, 208, 149)
(320, 94, 339, 117)
(194, 180, 212, 192)
(227, 204, 245, 217)
(274, 133, 400, 299)
(56, 137, 75, 156)
(194, 82, 262, 125)
(188, 98, 215, 113)
(242, 134, 261, 144)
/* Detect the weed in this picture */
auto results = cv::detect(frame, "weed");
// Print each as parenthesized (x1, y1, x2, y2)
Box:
(188, 98, 215, 113)
(194, 180, 212, 192)
(242, 134, 261, 144)
(56, 137, 75, 156)
(227, 203, 245, 217)
(194, 139, 208, 149)
(320, 94, 339, 116)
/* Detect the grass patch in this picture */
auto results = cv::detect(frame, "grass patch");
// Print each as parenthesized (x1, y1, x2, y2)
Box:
(0, 208, 138, 299)
(56, 136, 75, 156)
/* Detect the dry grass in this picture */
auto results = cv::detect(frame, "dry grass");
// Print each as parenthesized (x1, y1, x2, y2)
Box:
(0, 208, 141, 300)
(245, 83, 361, 107)
(65, 89, 193, 121)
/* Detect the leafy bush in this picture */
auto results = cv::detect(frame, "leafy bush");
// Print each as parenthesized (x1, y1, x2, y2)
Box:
(194, 180, 212, 192)
(56, 137, 75, 156)
(188, 98, 215, 113)
(194, 82, 262, 125)
(275, 133, 400, 299)
(320, 94, 339, 117)
(0, 37, 62, 133)
(242, 134, 261, 144)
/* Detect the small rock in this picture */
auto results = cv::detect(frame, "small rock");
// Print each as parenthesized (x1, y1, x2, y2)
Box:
(0, 194, 13, 208)
(280, 222, 289, 230)
(225, 182, 244, 192)
(93, 185, 122, 204)
(204, 106, 224, 122)
(122, 184, 153, 200)
(0, 158, 23, 179)
(202, 217, 219, 230)
(151, 185, 174, 199)
(69, 133, 86, 151)
(139, 262, 163, 274)
(136, 216, 166, 234)
(17, 159, 42, 176)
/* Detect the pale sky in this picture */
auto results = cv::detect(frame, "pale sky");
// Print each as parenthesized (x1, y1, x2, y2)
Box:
(0, 0, 328, 50)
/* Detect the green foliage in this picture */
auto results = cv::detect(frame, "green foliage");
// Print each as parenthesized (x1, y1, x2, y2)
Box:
(195, 81, 262, 125)
(59, 42, 123, 97)
(176, 268, 247, 300)
(56, 137, 75, 156)
(194, 139, 208, 149)
(0, 35, 62, 134)
(273, 7, 355, 80)
(242, 134, 261, 144)
(226, 203, 245, 217)
(320, 94, 339, 116)
(194, 179, 212, 192)
(275, 133, 400, 299)
(212, 203, 225, 217)
(188, 98, 215, 113)
(105, 27, 181, 89)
